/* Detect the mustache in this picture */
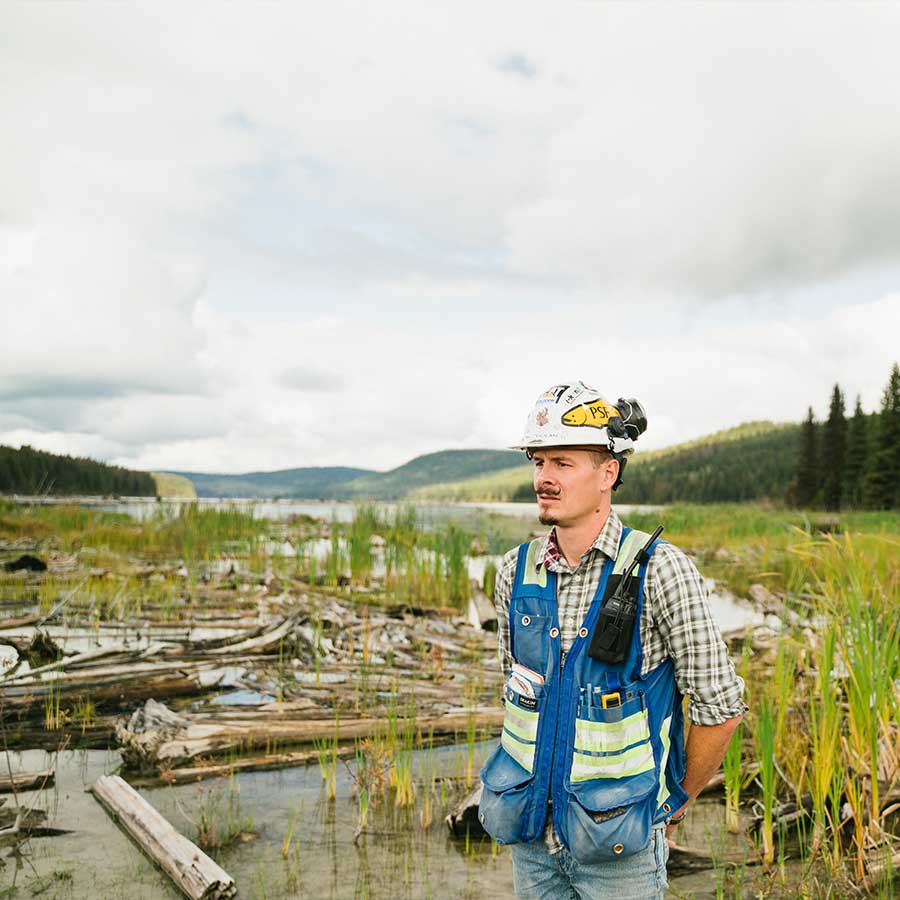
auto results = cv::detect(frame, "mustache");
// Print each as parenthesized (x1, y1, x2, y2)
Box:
(536, 487, 561, 498)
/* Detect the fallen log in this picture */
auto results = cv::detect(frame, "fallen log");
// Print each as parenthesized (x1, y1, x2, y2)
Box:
(0, 612, 43, 630)
(445, 782, 485, 838)
(0, 642, 128, 684)
(0, 769, 54, 793)
(117, 699, 505, 772)
(91, 774, 236, 900)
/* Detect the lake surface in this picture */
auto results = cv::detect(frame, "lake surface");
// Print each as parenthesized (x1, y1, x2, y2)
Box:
(7, 496, 660, 525)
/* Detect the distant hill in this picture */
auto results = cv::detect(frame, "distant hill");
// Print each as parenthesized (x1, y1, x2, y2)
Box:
(170, 450, 526, 500)
(151, 472, 197, 499)
(412, 422, 802, 505)
(333, 449, 525, 500)
(167, 466, 375, 499)
(410, 463, 532, 502)
(0, 444, 157, 497)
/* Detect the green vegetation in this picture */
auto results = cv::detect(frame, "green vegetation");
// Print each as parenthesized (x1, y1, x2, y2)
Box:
(0, 499, 270, 563)
(0, 444, 156, 497)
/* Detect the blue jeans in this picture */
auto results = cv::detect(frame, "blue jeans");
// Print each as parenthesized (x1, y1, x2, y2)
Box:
(510, 825, 669, 900)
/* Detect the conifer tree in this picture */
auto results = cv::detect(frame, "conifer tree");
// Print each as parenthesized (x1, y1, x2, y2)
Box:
(796, 406, 819, 508)
(863, 363, 900, 509)
(843, 395, 868, 508)
(822, 385, 846, 510)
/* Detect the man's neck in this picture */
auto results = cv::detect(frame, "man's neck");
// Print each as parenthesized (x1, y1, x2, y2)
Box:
(554, 509, 611, 567)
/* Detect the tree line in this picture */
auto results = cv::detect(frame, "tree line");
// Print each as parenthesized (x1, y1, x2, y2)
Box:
(0, 444, 157, 497)
(613, 424, 801, 505)
(794, 362, 900, 510)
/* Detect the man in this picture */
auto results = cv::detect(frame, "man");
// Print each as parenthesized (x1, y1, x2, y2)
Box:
(479, 382, 744, 900)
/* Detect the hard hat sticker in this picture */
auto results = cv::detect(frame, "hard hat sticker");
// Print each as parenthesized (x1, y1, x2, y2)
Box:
(540, 385, 570, 403)
(535, 406, 550, 427)
(562, 400, 622, 429)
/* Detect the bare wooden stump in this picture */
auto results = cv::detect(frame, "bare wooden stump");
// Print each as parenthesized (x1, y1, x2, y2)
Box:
(445, 782, 486, 838)
(91, 774, 236, 900)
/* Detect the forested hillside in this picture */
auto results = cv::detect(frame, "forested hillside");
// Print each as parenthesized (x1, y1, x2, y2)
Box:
(0, 445, 156, 496)
(332, 449, 524, 499)
(414, 422, 801, 504)
(616, 422, 800, 504)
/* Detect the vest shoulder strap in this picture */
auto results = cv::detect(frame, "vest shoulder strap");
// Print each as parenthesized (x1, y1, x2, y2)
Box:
(519, 538, 548, 588)
(611, 528, 652, 576)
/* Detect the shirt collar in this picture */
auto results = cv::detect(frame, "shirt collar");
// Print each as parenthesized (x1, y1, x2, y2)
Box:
(535, 508, 623, 571)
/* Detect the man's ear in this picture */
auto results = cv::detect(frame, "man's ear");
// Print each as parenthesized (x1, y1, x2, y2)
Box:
(601, 457, 620, 491)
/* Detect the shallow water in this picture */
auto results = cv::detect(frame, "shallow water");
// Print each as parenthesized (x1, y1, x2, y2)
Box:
(2, 744, 517, 899)
(2, 744, 740, 899)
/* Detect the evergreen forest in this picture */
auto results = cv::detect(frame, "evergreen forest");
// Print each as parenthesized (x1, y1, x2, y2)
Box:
(794, 362, 900, 511)
(0, 444, 156, 497)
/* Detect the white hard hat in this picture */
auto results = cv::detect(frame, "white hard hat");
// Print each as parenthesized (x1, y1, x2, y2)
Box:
(511, 381, 646, 457)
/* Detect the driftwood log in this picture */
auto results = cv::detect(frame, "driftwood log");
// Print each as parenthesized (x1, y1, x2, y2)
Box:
(0, 768, 54, 793)
(117, 698, 504, 773)
(91, 774, 235, 900)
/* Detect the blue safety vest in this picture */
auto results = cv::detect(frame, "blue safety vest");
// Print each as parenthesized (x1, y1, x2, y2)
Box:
(478, 527, 689, 863)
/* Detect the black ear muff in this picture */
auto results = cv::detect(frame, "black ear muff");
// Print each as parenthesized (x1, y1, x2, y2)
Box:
(616, 398, 647, 441)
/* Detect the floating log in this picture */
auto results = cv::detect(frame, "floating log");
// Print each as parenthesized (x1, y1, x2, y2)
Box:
(0, 768, 54, 793)
(91, 774, 236, 900)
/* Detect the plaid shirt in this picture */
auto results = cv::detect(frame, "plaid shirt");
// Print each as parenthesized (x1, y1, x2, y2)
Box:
(492, 508, 745, 853)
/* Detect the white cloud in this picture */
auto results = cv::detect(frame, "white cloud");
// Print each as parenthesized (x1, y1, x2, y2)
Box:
(2, 3, 900, 474)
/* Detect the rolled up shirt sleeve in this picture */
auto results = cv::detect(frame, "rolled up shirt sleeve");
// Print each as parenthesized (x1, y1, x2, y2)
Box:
(646, 542, 746, 726)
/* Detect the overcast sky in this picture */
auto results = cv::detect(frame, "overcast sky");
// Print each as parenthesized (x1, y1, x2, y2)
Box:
(2, 3, 900, 473)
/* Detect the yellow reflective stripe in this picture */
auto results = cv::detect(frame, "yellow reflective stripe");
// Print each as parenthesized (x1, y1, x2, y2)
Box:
(504, 700, 539, 743)
(656, 715, 673, 808)
(612, 530, 650, 576)
(502, 730, 535, 773)
(574, 709, 650, 753)
(570, 742, 655, 781)
(521, 540, 548, 588)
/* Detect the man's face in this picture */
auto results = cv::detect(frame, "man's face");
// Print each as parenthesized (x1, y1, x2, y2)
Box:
(531, 447, 618, 527)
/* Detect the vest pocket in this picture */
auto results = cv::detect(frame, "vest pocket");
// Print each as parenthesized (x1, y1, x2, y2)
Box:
(564, 691, 659, 862)
(500, 687, 541, 774)
(478, 686, 543, 845)
(570, 693, 655, 783)
(512, 610, 550, 676)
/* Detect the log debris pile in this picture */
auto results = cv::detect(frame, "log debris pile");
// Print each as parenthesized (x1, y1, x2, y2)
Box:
(1, 592, 505, 778)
